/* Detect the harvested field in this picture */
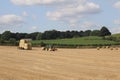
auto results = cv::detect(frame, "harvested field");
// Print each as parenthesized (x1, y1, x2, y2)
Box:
(0, 46, 120, 80)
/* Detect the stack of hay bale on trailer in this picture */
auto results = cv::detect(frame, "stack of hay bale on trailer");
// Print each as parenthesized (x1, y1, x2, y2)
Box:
(18, 39, 32, 50)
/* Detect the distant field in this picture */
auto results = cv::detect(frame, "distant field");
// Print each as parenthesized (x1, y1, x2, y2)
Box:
(105, 33, 120, 42)
(112, 33, 120, 37)
(32, 36, 120, 47)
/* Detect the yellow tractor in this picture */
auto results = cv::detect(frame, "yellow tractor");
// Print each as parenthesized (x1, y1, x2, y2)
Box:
(18, 39, 32, 50)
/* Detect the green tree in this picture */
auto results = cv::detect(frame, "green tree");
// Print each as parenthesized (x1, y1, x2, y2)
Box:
(15, 33, 27, 40)
(71, 31, 79, 37)
(41, 30, 61, 39)
(30, 32, 39, 40)
(0, 38, 5, 44)
(100, 26, 111, 36)
(9, 38, 16, 45)
(36, 33, 42, 40)
(90, 30, 100, 36)
(1, 31, 12, 41)
(25, 34, 31, 38)
(0, 34, 1, 39)
(84, 30, 91, 36)
(79, 31, 84, 37)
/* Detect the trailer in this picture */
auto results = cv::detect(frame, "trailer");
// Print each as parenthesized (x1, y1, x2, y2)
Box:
(18, 39, 32, 50)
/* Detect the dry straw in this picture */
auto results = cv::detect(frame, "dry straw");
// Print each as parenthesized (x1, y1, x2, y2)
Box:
(97, 47, 100, 50)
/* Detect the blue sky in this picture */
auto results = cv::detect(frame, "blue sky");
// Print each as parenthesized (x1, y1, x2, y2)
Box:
(0, 0, 120, 33)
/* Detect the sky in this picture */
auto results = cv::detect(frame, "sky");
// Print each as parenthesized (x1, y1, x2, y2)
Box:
(0, 0, 120, 34)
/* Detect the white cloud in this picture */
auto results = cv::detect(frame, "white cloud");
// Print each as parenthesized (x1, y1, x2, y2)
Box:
(111, 27, 120, 34)
(22, 11, 28, 16)
(31, 26, 38, 30)
(66, 21, 100, 30)
(46, 0, 101, 26)
(11, 0, 101, 28)
(0, 14, 24, 27)
(47, 2, 100, 20)
(30, 26, 38, 32)
(11, 0, 65, 6)
(114, 1, 120, 9)
(32, 15, 37, 20)
(114, 19, 120, 25)
(80, 22, 98, 28)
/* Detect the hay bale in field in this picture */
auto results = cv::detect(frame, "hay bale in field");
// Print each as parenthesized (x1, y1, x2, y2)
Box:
(110, 47, 113, 50)
(97, 47, 100, 50)
(41, 47, 46, 50)
(106, 46, 110, 49)
(115, 47, 118, 50)
(102, 46, 106, 49)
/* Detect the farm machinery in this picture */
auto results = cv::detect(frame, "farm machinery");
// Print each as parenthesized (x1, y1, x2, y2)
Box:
(42, 45, 57, 51)
(18, 39, 32, 50)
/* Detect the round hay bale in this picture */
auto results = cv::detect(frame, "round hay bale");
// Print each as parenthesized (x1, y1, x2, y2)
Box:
(110, 47, 113, 50)
(41, 47, 46, 50)
(106, 46, 110, 49)
(49, 48, 52, 51)
(115, 48, 118, 50)
(102, 46, 106, 49)
(97, 47, 100, 50)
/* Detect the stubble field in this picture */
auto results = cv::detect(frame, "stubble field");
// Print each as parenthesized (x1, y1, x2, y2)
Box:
(0, 46, 120, 80)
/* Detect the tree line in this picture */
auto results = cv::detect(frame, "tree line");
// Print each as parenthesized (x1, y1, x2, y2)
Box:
(0, 26, 111, 43)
